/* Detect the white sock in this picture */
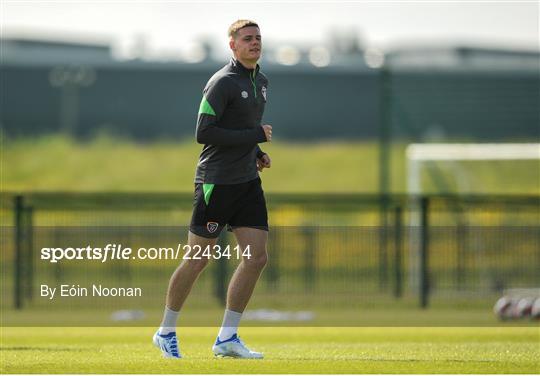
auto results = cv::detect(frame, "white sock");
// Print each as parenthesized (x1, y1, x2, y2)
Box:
(158, 306, 179, 335)
(217, 309, 242, 341)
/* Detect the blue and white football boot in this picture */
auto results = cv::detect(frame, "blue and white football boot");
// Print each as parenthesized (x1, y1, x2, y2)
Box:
(212, 334, 263, 359)
(153, 331, 182, 359)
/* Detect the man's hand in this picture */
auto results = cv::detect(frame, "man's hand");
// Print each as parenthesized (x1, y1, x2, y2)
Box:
(257, 154, 271, 172)
(262, 124, 272, 142)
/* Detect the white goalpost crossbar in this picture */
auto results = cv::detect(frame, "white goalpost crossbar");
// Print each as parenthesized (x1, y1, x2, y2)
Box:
(406, 143, 540, 195)
(407, 143, 540, 161)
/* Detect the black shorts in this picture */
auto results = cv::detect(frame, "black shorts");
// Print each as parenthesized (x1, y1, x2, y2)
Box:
(189, 177, 268, 238)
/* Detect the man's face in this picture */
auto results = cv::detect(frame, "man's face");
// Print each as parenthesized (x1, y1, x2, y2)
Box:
(230, 26, 262, 62)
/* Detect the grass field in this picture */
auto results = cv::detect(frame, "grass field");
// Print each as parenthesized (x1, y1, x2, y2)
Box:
(3, 135, 539, 374)
(3, 135, 539, 194)
(1, 327, 539, 373)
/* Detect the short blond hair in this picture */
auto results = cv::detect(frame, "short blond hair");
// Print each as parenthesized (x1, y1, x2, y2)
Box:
(228, 19, 259, 39)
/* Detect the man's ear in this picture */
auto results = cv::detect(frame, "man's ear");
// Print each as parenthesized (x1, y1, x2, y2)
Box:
(229, 39, 236, 51)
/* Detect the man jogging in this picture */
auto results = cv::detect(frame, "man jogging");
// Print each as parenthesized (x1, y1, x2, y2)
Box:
(153, 19, 272, 359)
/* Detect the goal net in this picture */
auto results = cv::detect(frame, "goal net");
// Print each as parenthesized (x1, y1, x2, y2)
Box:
(405, 143, 540, 293)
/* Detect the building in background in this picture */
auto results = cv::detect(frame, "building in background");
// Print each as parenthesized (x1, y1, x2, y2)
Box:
(1, 35, 539, 141)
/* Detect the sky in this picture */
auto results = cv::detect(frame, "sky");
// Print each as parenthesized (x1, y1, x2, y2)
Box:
(2, 1, 539, 59)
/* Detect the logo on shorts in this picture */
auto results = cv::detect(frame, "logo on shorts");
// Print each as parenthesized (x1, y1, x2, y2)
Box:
(207, 222, 219, 233)
(241, 91, 248, 99)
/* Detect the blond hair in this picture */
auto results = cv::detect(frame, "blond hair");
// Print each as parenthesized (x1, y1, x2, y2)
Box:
(228, 19, 259, 39)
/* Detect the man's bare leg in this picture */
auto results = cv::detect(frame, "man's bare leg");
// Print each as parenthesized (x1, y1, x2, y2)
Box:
(157, 231, 216, 336)
(216, 227, 268, 342)
(166, 231, 217, 311)
(228, 227, 268, 312)
(154, 231, 217, 358)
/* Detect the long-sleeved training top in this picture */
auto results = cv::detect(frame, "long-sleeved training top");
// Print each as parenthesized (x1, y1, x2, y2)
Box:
(194, 58, 268, 184)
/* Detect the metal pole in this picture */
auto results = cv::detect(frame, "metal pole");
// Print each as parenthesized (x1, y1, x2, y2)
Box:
(378, 66, 392, 291)
(394, 205, 403, 299)
(378, 66, 392, 198)
(60, 84, 79, 136)
(420, 196, 430, 308)
(407, 155, 421, 293)
(265, 229, 279, 292)
(14, 195, 24, 309)
(456, 223, 466, 291)
(303, 227, 316, 292)
(378, 203, 389, 291)
(24, 206, 34, 301)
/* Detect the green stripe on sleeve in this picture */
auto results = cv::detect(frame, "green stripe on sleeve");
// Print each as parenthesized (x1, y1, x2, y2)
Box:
(198, 96, 216, 116)
(202, 183, 215, 205)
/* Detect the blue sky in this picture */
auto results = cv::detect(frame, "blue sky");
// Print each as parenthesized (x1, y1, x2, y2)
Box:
(3, 1, 538, 58)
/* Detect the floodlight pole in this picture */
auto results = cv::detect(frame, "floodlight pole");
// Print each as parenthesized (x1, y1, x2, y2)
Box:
(378, 65, 392, 291)
(49, 66, 96, 137)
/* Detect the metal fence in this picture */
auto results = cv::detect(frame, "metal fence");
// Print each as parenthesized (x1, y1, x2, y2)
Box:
(2, 192, 538, 314)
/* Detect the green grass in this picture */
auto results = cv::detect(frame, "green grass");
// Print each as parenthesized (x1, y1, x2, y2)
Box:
(1, 302, 527, 327)
(1, 327, 539, 373)
(3, 136, 539, 373)
(3, 135, 539, 194)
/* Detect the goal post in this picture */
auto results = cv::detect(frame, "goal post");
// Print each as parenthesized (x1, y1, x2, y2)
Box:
(407, 143, 540, 196)
(405, 143, 540, 301)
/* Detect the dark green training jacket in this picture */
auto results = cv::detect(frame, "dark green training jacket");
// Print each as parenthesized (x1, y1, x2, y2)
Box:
(195, 58, 268, 184)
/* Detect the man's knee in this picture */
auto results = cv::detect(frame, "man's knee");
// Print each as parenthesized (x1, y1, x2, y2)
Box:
(184, 257, 210, 272)
(186, 232, 217, 273)
(244, 250, 268, 270)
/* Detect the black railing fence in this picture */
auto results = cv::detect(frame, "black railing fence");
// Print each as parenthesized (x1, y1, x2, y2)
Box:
(2, 192, 538, 313)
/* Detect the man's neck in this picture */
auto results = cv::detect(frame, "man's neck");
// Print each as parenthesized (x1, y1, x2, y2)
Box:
(235, 56, 257, 70)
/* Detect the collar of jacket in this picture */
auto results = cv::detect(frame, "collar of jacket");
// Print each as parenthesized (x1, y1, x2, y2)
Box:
(230, 58, 260, 77)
